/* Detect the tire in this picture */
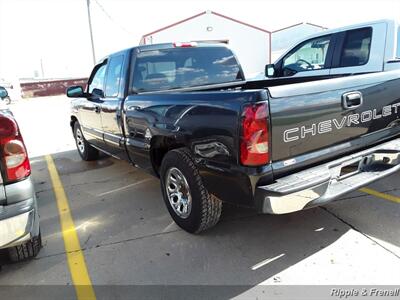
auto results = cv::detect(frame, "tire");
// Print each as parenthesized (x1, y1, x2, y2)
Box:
(160, 148, 222, 233)
(73, 122, 99, 161)
(8, 233, 42, 262)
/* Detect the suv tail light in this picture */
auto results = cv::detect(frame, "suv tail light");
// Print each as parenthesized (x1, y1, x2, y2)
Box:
(240, 102, 269, 166)
(0, 115, 30, 183)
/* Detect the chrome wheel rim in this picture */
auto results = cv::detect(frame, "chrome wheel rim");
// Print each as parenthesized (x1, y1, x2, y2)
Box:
(75, 128, 85, 154)
(165, 167, 192, 218)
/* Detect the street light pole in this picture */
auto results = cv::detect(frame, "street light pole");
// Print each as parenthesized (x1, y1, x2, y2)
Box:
(40, 58, 45, 78)
(86, 0, 96, 65)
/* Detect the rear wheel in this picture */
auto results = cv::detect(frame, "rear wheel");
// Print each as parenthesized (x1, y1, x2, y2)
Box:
(8, 233, 42, 262)
(160, 148, 222, 233)
(73, 122, 99, 161)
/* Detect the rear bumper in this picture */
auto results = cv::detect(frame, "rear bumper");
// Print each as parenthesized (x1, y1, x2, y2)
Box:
(0, 177, 40, 249)
(255, 138, 400, 214)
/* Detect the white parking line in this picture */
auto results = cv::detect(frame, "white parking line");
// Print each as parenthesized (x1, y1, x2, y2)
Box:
(97, 178, 154, 196)
(251, 253, 286, 270)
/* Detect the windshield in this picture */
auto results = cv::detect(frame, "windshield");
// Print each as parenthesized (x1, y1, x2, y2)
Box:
(132, 46, 244, 92)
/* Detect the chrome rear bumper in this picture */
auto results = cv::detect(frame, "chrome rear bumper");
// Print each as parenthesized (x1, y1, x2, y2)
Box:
(256, 138, 400, 214)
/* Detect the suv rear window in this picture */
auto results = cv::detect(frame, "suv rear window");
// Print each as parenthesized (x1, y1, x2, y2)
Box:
(132, 46, 244, 92)
(340, 27, 372, 67)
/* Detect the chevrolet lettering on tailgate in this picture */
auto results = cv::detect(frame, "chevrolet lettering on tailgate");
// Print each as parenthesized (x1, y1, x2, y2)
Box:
(284, 103, 400, 143)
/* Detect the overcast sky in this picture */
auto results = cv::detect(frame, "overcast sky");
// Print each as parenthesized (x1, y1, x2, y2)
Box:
(0, 0, 399, 79)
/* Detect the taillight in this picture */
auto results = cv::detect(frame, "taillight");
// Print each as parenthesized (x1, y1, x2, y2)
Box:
(0, 115, 31, 183)
(240, 102, 269, 166)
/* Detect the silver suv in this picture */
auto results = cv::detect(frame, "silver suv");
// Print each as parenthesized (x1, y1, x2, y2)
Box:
(0, 91, 41, 262)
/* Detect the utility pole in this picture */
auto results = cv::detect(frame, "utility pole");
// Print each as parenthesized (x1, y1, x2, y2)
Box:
(86, 0, 96, 65)
(40, 58, 45, 78)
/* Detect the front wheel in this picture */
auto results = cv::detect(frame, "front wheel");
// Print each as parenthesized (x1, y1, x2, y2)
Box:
(73, 122, 99, 161)
(160, 148, 222, 233)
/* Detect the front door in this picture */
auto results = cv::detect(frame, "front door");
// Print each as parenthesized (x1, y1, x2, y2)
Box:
(80, 63, 107, 147)
(275, 34, 334, 79)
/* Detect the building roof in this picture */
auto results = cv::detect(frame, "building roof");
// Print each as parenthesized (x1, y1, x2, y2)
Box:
(272, 22, 328, 33)
(141, 10, 272, 41)
(140, 10, 327, 46)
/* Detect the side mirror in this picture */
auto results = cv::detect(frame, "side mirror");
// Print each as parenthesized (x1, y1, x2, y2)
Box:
(0, 86, 8, 99)
(91, 88, 104, 99)
(66, 86, 84, 98)
(265, 64, 275, 78)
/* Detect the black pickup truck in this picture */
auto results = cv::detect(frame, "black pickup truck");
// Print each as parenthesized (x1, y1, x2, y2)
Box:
(67, 20, 400, 233)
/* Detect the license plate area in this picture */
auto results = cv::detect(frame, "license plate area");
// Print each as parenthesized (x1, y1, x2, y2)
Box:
(339, 159, 361, 179)
(338, 150, 400, 180)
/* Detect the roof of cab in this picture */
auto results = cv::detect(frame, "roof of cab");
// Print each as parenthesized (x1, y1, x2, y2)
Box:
(273, 19, 398, 64)
(312, 19, 396, 37)
(98, 42, 230, 63)
(136, 42, 229, 52)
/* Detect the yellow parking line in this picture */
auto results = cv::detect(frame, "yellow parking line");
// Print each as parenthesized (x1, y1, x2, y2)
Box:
(45, 155, 96, 300)
(360, 187, 400, 204)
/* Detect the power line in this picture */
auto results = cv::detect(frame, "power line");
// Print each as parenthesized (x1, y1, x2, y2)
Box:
(91, 0, 134, 35)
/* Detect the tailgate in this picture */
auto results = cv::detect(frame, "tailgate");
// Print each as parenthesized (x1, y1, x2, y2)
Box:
(268, 70, 400, 171)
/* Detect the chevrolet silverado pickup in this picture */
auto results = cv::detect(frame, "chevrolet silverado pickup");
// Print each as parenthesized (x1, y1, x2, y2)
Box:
(67, 19, 400, 233)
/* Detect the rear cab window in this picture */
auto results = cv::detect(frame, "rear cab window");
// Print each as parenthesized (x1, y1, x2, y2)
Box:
(339, 27, 372, 67)
(132, 46, 244, 93)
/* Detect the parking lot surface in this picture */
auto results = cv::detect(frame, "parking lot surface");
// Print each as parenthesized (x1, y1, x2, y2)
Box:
(1, 97, 400, 297)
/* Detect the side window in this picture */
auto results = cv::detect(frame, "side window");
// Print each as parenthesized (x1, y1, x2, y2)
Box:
(105, 55, 124, 97)
(282, 35, 331, 76)
(340, 27, 372, 67)
(397, 27, 400, 58)
(88, 64, 107, 94)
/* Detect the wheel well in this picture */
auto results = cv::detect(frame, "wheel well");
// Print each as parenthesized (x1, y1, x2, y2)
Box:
(70, 116, 78, 132)
(150, 136, 185, 176)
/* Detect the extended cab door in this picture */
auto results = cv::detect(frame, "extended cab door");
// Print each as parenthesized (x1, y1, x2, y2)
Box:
(329, 23, 386, 75)
(80, 62, 107, 148)
(100, 53, 129, 159)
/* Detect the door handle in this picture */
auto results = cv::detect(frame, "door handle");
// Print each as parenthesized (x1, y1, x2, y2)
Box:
(342, 91, 363, 109)
(95, 106, 101, 113)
